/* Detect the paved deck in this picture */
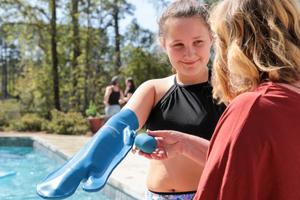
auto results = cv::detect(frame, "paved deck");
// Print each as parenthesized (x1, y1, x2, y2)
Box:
(0, 131, 149, 199)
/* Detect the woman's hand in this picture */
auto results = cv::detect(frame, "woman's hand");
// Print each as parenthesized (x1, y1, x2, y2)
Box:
(138, 129, 209, 166)
(138, 130, 186, 160)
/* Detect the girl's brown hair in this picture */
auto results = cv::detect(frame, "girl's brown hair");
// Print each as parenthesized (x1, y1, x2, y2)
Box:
(158, 0, 210, 37)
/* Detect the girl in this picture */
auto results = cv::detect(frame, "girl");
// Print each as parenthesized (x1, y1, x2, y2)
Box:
(125, 0, 225, 199)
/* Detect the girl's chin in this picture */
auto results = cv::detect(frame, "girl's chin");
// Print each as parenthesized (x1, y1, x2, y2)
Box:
(184, 66, 201, 72)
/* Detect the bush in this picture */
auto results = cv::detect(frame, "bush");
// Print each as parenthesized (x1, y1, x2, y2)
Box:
(0, 100, 21, 130)
(45, 110, 89, 135)
(85, 102, 98, 117)
(10, 113, 45, 131)
(0, 110, 7, 131)
(0, 110, 7, 127)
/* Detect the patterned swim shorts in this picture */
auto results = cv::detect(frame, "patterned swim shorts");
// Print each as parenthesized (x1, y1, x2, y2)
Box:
(145, 190, 196, 200)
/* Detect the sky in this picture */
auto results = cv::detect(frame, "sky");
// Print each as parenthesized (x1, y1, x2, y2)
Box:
(1, 0, 160, 33)
(121, 0, 161, 33)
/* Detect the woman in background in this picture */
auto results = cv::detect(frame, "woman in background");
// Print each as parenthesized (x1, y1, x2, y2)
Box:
(103, 76, 124, 118)
(122, 77, 136, 104)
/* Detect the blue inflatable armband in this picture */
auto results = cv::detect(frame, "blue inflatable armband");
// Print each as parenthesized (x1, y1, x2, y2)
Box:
(134, 133, 157, 154)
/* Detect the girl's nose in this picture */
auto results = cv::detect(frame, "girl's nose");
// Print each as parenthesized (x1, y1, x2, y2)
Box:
(184, 47, 196, 58)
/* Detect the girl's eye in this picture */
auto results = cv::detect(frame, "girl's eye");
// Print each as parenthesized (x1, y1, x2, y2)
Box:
(194, 40, 203, 46)
(173, 43, 184, 48)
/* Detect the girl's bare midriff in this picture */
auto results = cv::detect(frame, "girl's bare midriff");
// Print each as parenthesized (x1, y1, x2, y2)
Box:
(146, 155, 204, 192)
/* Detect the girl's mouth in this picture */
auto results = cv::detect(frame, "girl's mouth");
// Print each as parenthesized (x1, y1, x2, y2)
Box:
(180, 59, 200, 65)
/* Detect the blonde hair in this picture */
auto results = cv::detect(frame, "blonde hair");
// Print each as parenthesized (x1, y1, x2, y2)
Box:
(209, 0, 300, 103)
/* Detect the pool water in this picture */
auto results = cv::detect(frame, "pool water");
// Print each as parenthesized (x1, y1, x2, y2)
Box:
(0, 146, 111, 200)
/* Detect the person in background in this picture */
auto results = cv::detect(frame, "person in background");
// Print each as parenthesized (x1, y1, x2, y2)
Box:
(120, 77, 136, 105)
(123, 77, 136, 102)
(144, 0, 300, 199)
(103, 76, 124, 118)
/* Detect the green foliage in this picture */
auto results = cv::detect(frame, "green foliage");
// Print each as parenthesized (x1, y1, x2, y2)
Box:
(125, 19, 155, 49)
(10, 113, 45, 132)
(121, 46, 171, 85)
(0, 100, 21, 130)
(46, 110, 89, 135)
(0, 0, 175, 121)
(85, 102, 98, 117)
(15, 64, 54, 118)
(0, 110, 7, 131)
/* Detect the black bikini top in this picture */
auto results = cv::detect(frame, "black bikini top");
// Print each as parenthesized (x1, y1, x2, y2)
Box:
(144, 78, 225, 140)
(108, 90, 120, 105)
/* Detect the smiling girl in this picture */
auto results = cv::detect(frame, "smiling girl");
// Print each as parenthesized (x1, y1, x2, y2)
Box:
(124, 0, 225, 199)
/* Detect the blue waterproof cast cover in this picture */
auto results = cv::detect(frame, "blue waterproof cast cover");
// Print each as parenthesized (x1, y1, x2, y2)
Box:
(36, 109, 139, 199)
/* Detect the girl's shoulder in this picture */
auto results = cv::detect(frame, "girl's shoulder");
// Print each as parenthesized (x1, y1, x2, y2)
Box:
(136, 75, 174, 105)
(139, 75, 174, 91)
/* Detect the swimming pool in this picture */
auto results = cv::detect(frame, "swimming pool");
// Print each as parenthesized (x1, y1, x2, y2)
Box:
(0, 145, 112, 200)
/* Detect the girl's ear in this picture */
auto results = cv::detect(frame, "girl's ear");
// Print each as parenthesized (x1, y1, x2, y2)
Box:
(159, 37, 166, 50)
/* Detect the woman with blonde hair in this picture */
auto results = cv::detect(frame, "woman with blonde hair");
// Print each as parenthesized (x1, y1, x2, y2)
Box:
(144, 0, 300, 199)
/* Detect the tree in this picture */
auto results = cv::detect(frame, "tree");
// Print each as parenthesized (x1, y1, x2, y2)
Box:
(103, 0, 134, 74)
(0, 37, 9, 99)
(122, 21, 171, 85)
(0, 0, 176, 118)
(0, 0, 62, 111)
(121, 46, 171, 85)
(50, 0, 61, 110)
(147, 0, 171, 11)
(0, 24, 21, 99)
(83, 0, 92, 110)
(68, 0, 81, 110)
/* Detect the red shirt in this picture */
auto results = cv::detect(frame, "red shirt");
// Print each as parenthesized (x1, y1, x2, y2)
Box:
(194, 82, 300, 200)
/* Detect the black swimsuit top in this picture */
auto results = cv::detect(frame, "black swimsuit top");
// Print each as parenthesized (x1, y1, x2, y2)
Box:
(125, 87, 135, 97)
(145, 78, 225, 140)
(108, 90, 120, 105)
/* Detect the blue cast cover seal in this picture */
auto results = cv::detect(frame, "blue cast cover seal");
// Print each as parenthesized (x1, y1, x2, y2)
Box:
(36, 109, 139, 199)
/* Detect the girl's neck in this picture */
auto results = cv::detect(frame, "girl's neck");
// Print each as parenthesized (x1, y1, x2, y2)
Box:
(176, 67, 209, 85)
